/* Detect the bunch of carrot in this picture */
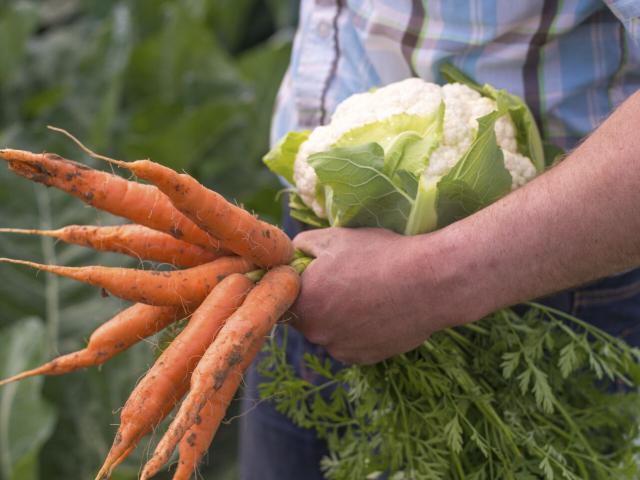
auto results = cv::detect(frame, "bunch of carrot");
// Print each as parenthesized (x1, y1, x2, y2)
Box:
(0, 131, 301, 480)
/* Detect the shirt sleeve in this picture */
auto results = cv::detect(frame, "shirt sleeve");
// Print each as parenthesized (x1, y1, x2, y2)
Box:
(270, 67, 296, 148)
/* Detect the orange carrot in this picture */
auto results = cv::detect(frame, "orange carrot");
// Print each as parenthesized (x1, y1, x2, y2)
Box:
(96, 273, 255, 480)
(0, 225, 226, 267)
(104, 376, 191, 479)
(0, 256, 253, 307)
(0, 149, 221, 252)
(140, 266, 300, 478)
(0, 304, 186, 387)
(98, 158, 293, 268)
(171, 337, 265, 480)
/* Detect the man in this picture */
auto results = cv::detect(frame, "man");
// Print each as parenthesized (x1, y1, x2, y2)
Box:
(241, 1, 640, 478)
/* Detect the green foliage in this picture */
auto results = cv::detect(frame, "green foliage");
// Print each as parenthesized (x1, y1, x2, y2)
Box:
(259, 305, 640, 479)
(0, 1, 294, 478)
(288, 191, 330, 228)
(0, 320, 56, 480)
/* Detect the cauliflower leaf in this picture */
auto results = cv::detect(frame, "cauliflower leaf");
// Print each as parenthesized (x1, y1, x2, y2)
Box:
(263, 130, 310, 184)
(308, 143, 414, 233)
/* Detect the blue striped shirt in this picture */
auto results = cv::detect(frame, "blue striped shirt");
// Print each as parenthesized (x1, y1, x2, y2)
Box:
(271, 0, 640, 151)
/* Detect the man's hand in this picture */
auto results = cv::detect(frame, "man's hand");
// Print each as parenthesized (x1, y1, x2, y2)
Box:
(290, 227, 457, 365)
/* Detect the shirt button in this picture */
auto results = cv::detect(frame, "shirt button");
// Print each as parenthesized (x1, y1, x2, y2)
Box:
(316, 20, 331, 39)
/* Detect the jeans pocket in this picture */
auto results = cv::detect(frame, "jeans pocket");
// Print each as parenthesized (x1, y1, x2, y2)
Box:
(571, 269, 640, 346)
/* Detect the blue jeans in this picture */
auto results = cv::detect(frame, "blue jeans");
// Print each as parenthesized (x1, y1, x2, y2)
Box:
(239, 218, 640, 479)
(240, 331, 334, 480)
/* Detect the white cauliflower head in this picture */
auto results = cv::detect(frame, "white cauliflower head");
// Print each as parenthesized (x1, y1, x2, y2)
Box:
(294, 78, 537, 218)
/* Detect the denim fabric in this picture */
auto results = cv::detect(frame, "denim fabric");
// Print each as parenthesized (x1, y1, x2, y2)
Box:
(239, 216, 640, 480)
(239, 329, 334, 480)
(571, 269, 640, 346)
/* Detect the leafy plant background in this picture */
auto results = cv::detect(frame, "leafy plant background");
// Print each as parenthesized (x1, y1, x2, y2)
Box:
(0, 0, 296, 478)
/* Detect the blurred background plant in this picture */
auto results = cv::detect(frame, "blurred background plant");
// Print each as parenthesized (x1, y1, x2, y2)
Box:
(0, 0, 296, 478)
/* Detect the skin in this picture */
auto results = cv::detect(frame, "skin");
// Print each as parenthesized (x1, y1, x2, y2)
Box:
(291, 90, 640, 365)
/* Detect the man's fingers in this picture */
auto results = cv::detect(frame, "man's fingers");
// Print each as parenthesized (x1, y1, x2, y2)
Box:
(284, 258, 325, 335)
(293, 228, 336, 257)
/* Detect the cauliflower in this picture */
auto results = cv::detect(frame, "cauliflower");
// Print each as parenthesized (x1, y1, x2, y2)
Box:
(295, 79, 537, 217)
(294, 79, 442, 216)
(264, 67, 546, 235)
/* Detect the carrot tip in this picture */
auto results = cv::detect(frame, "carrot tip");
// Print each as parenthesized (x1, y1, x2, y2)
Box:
(139, 466, 154, 480)
(46, 125, 130, 168)
(140, 453, 166, 480)
(0, 377, 14, 387)
(0, 228, 55, 237)
(0, 258, 40, 268)
(0, 369, 38, 387)
(94, 463, 111, 480)
(0, 149, 44, 163)
(104, 157, 129, 168)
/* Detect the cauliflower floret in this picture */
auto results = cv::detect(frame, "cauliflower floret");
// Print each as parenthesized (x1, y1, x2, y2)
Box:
(294, 78, 537, 218)
(426, 145, 468, 178)
(503, 150, 537, 188)
(294, 126, 335, 216)
(495, 114, 518, 153)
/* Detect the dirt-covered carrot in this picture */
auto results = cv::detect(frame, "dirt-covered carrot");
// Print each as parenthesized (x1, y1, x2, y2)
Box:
(104, 375, 191, 479)
(96, 273, 255, 480)
(0, 304, 186, 386)
(0, 149, 221, 252)
(97, 158, 293, 268)
(0, 256, 253, 307)
(171, 337, 265, 480)
(105, 372, 192, 478)
(140, 266, 300, 477)
(0, 225, 226, 267)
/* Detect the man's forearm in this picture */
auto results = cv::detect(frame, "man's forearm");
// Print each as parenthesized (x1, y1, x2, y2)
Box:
(419, 91, 640, 325)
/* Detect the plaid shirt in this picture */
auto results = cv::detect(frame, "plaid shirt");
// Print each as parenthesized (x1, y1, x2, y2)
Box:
(271, 0, 640, 151)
